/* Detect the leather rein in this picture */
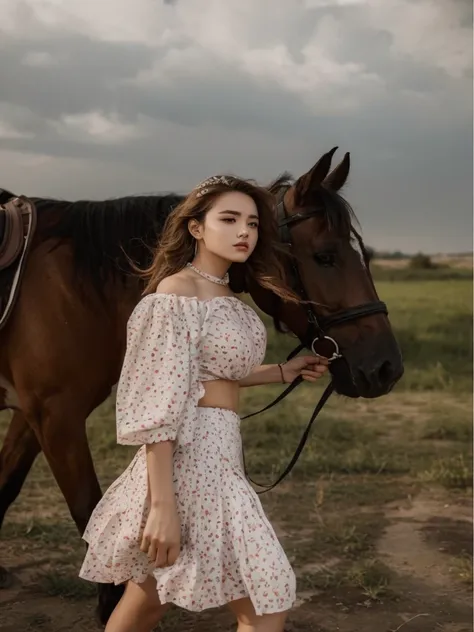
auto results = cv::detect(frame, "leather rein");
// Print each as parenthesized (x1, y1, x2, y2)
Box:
(242, 186, 388, 494)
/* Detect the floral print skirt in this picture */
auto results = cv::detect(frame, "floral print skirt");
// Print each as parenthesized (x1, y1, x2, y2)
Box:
(79, 407, 296, 615)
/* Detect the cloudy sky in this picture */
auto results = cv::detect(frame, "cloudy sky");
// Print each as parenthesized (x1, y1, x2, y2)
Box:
(0, 0, 472, 253)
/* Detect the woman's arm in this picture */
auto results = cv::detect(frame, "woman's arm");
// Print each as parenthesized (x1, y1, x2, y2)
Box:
(239, 364, 283, 387)
(132, 277, 203, 569)
(140, 441, 181, 569)
(239, 355, 329, 388)
(146, 441, 176, 506)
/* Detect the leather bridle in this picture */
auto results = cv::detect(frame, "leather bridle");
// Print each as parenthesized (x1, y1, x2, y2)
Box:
(242, 186, 388, 493)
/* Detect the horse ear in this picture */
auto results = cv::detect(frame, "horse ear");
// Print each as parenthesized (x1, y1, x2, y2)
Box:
(295, 147, 338, 201)
(323, 152, 350, 191)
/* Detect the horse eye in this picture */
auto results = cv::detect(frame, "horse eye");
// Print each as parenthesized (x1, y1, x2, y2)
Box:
(313, 252, 336, 267)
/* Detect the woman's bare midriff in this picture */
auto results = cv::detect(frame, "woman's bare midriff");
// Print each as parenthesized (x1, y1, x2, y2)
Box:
(197, 379, 240, 413)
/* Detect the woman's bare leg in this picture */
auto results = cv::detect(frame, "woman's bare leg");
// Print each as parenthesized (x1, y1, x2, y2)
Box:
(228, 596, 289, 632)
(104, 576, 170, 632)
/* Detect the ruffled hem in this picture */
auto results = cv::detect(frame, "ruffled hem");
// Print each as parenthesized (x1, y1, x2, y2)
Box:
(79, 552, 293, 616)
(79, 558, 292, 616)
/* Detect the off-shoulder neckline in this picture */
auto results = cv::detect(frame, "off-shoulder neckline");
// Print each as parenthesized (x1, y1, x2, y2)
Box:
(152, 292, 244, 306)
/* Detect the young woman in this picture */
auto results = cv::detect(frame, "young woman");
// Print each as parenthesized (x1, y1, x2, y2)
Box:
(79, 175, 328, 632)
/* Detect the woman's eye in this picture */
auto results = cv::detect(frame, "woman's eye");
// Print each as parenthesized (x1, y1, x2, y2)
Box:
(313, 252, 336, 267)
(221, 218, 235, 223)
(249, 222, 259, 228)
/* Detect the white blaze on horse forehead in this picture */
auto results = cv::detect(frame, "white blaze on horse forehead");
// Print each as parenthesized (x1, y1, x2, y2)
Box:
(0, 375, 20, 409)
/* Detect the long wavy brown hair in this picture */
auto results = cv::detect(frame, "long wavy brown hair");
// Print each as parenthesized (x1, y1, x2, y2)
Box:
(138, 175, 301, 303)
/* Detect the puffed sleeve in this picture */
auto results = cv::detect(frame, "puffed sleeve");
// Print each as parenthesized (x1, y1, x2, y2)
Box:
(115, 293, 205, 446)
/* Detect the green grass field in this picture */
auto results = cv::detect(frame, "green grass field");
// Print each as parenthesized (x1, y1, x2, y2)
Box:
(0, 277, 472, 632)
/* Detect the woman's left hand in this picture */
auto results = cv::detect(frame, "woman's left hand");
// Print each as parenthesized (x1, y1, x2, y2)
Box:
(280, 355, 329, 384)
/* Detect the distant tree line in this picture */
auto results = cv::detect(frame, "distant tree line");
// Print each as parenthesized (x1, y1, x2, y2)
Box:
(366, 247, 435, 269)
(366, 248, 408, 260)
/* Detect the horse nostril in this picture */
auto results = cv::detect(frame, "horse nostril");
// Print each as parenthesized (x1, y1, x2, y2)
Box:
(377, 360, 393, 385)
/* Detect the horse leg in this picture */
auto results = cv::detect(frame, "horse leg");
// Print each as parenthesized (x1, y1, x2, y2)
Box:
(0, 410, 42, 588)
(27, 397, 124, 624)
(0, 411, 41, 527)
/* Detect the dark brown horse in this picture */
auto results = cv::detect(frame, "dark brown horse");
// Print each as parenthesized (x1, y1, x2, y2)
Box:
(0, 148, 403, 622)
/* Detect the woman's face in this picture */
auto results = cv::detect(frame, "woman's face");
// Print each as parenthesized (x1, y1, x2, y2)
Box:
(193, 191, 259, 263)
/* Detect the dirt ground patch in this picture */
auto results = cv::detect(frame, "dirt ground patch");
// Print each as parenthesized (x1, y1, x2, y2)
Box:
(0, 485, 471, 632)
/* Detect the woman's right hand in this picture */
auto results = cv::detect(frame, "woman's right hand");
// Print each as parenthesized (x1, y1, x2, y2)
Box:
(140, 501, 181, 568)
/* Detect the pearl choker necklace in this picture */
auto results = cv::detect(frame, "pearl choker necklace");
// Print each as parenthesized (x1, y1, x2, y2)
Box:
(186, 262, 229, 286)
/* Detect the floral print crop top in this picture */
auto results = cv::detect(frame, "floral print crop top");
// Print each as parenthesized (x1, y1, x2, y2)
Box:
(115, 293, 267, 447)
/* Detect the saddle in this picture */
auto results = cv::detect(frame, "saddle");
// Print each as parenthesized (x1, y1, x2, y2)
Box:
(0, 195, 37, 330)
(0, 196, 36, 270)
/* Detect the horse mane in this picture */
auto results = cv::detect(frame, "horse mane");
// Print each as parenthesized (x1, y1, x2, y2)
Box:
(268, 172, 293, 195)
(34, 193, 184, 288)
(6, 172, 360, 305)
